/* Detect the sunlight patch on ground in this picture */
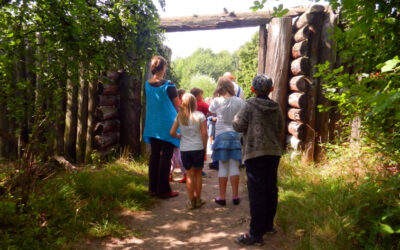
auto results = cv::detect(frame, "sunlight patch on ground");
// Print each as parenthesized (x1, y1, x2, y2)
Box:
(188, 231, 229, 243)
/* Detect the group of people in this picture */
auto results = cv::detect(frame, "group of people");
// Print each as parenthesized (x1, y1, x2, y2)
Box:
(143, 55, 284, 246)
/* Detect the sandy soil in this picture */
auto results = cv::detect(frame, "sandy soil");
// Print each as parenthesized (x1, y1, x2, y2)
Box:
(78, 151, 292, 250)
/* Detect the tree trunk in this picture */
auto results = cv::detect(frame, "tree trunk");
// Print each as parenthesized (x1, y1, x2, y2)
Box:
(294, 5, 325, 29)
(85, 78, 97, 163)
(258, 24, 267, 74)
(160, 6, 308, 32)
(63, 62, 78, 161)
(94, 119, 120, 135)
(119, 70, 142, 156)
(0, 102, 9, 157)
(75, 66, 89, 164)
(264, 17, 292, 146)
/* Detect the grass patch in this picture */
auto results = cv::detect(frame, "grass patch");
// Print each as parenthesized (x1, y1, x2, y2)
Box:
(277, 145, 399, 249)
(0, 158, 153, 249)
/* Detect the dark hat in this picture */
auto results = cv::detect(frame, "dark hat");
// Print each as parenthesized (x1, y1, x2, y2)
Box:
(252, 74, 273, 93)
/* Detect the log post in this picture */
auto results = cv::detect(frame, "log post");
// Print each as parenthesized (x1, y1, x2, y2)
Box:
(95, 106, 119, 121)
(288, 108, 307, 122)
(94, 132, 120, 149)
(96, 82, 118, 95)
(288, 121, 306, 140)
(119, 69, 142, 156)
(294, 25, 310, 42)
(64, 61, 78, 161)
(315, 8, 338, 161)
(76, 66, 89, 164)
(264, 17, 292, 145)
(291, 57, 310, 76)
(258, 24, 267, 74)
(96, 95, 120, 107)
(292, 40, 308, 58)
(289, 75, 310, 92)
(94, 119, 120, 135)
(288, 92, 307, 109)
(304, 12, 324, 161)
(85, 78, 97, 163)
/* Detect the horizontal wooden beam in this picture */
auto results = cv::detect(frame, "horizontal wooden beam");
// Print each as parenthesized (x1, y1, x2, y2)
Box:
(160, 6, 310, 32)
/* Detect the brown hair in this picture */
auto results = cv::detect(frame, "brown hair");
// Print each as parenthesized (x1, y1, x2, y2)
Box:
(177, 89, 186, 100)
(177, 93, 198, 126)
(190, 87, 203, 97)
(150, 56, 167, 75)
(214, 76, 235, 97)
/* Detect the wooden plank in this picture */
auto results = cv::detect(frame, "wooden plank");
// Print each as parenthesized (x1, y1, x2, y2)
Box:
(258, 24, 267, 74)
(160, 6, 308, 32)
(264, 17, 293, 145)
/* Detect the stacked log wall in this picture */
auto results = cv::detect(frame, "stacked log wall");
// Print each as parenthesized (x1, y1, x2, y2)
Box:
(285, 5, 327, 161)
(93, 71, 121, 158)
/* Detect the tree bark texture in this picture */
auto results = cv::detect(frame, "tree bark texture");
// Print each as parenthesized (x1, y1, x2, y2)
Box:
(76, 66, 89, 164)
(63, 63, 78, 161)
(264, 17, 292, 145)
(258, 24, 267, 74)
(304, 13, 324, 161)
(119, 70, 142, 156)
(294, 25, 311, 42)
(85, 78, 97, 163)
(294, 4, 325, 29)
(315, 8, 338, 160)
(160, 6, 308, 32)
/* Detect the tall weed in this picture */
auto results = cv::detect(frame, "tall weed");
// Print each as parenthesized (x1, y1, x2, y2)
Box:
(277, 145, 399, 249)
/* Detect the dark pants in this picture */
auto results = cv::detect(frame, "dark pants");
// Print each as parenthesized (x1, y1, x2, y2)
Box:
(245, 155, 280, 239)
(149, 138, 174, 196)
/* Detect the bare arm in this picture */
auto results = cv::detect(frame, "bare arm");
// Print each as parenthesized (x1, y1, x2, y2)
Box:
(172, 97, 180, 111)
(170, 120, 181, 139)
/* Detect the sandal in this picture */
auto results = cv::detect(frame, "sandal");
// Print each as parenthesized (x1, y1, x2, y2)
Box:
(195, 197, 206, 208)
(186, 199, 196, 210)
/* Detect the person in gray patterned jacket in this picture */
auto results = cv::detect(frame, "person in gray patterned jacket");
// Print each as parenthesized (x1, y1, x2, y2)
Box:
(232, 74, 284, 246)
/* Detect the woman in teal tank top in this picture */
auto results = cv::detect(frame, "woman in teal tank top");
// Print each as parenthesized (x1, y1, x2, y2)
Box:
(143, 56, 180, 199)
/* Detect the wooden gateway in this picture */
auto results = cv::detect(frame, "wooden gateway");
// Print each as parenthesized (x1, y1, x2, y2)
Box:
(159, 4, 338, 161)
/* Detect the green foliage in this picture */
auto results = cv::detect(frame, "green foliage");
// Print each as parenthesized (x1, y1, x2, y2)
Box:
(278, 145, 400, 249)
(0, 0, 162, 156)
(235, 32, 259, 98)
(250, 0, 289, 17)
(316, 0, 400, 162)
(185, 74, 217, 98)
(0, 160, 152, 249)
(172, 48, 238, 91)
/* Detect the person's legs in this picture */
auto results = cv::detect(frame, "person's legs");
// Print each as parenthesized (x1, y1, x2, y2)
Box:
(185, 168, 195, 200)
(264, 155, 280, 232)
(217, 160, 229, 201)
(229, 159, 240, 199)
(193, 169, 203, 198)
(245, 156, 268, 240)
(149, 138, 161, 194)
(157, 140, 175, 196)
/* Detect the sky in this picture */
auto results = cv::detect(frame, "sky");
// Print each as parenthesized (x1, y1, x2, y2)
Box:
(153, 0, 328, 60)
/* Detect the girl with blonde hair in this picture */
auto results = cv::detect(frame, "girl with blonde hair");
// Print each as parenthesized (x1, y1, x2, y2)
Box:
(170, 93, 208, 209)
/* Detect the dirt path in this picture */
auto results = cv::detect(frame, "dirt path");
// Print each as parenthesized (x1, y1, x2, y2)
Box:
(80, 152, 290, 249)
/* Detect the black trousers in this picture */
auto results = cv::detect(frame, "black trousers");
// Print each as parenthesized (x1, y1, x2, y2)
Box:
(245, 155, 280, 239)
(149, 138, 174, 195)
